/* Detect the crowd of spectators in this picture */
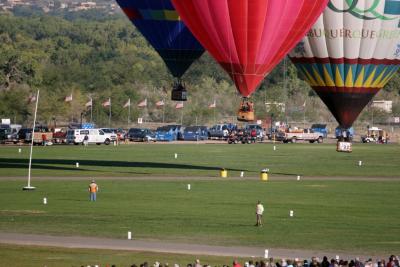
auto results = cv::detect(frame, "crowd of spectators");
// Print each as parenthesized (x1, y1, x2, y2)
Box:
(81, 255, 400, 267)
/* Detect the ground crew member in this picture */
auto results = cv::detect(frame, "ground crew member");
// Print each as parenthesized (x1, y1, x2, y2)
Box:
(255, 200, 264, 226)
(88, 179, 98, 201)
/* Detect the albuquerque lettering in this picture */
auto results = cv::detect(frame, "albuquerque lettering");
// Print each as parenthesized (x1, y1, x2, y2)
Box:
(307, 28, 400, 39)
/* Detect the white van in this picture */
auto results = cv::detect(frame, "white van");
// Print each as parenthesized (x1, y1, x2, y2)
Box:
(66, 129, 116, 145)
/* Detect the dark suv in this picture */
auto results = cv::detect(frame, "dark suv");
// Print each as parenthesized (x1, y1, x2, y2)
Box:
(127, 128, 156, 142)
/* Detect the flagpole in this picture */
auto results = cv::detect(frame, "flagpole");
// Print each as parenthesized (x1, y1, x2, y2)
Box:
(109, 98, 111, 127)
(162, 99, 165, 123)
(128, 98, 131, 124)
(180, 103, 184, 125)
(90, 98, 93, 123)
(24, 90, 39, 190)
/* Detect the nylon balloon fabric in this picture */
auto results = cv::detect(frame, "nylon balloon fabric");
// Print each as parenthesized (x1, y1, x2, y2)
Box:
(290, 0, 400, 129)
(171, 0, 329, 97)
(116, 0, 204, 78)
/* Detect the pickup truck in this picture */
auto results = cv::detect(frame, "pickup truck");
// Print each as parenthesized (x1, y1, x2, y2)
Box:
(276, 128, 324, 143)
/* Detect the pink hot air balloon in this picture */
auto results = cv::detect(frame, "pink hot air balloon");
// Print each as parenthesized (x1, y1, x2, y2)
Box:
(172, 0, 328, 121)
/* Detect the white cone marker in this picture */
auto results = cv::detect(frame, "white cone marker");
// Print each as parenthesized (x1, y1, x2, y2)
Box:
(187, 184, 191, 190)
(128, 231, 132, 240)
(240, 171, 244, 178)
(358, 160, 362, 166)
(76, 162, 79, 168)
(264, 249, 269, 259)
(174, 153, 178, 159)
(297, 175, 301, 181)
(43, 197, 47, 205)
(289, 210, 294, 217)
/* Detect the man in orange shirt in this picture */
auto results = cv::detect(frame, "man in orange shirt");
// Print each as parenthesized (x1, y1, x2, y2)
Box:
(88, 179, 98, 201)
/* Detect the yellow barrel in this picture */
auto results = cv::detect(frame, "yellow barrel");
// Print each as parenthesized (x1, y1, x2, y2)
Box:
(260, 171, 268, 181)
(220, 169, 228, 178)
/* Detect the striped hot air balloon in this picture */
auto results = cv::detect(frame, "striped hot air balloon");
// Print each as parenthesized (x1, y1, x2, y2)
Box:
(290, 0, 400, 129)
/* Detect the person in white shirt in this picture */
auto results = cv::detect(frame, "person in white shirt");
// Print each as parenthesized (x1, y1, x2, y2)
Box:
(255, 200, 264, 226)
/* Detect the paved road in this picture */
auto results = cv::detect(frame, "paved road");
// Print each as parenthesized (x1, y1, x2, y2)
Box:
(0, 232, 386, 260)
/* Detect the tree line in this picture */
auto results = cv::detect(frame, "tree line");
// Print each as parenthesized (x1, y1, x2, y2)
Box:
(0, 10, 399, 128)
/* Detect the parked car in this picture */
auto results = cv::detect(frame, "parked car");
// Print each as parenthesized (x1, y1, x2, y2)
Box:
(0, 129, 7, 144)
(126, 128, 156, 142)
(208, 123, 237, 139)
(244, 124, 264, 141)
(18, 128, 32, 143)
(66, 129, 116, 145)
(335, 127, 354, 141)
(311, 123, 328, 138)
(182, 126, 208, 141)
(99, 128, 117, 141)
(156, 125, 182, 141)
(276, 128, 324, 143)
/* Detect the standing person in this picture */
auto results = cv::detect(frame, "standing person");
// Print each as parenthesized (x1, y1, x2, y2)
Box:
(255, 200, 264, 226)
(83, 134, 89, 146)
(88, 179, 98, 201)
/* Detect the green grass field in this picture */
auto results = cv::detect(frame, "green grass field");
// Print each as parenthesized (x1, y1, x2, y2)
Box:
(0, 244, 245, 267)
(0, 143, 399, 177)
(1, 179, 399, 254)
(0, 143, 400, 259)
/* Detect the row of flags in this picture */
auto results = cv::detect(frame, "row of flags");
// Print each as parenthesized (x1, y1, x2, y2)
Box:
(28, 93, 217, 109)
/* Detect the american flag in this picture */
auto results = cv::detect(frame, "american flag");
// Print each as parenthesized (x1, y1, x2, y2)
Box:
(64, 94, 73, 102)
(28, 94, 37, 104)
(123, 98, 131, 108)
(85, 98, 92, 107)
(102, 98, 111, 107)
(137, 98, 147, 108)
(155, 100, 165, 107)
(208, 100, 216, 108)
(175, 102, 184, 109)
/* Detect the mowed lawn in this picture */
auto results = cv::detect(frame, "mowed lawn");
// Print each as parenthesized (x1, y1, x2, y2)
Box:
(0, 143, 399, 177)
(0, 179, 399, 254)
(0, 244, 250, 267)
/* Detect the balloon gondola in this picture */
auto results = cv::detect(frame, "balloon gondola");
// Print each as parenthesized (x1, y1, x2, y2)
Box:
(237, 98, 255, 122)
(171, 80, 187, 101)
(172, 0, 329, 121)
(115, 0, 204, 101)
(289, 0, 400, 152)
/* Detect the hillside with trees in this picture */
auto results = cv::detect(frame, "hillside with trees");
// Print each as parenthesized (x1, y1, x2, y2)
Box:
(0, 11, 399, 128)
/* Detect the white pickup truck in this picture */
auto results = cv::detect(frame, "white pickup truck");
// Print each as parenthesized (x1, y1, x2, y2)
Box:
(276, 128, 324, 143)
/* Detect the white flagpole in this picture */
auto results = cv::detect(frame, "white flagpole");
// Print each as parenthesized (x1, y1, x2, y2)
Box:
(128, 98, 131, 124)
(109, 98, 111, 127)
(24, 90, 39, 190)
(90, 98, 93, 123)
(180, 103, 184, 125)
(162, 99, 165, 123)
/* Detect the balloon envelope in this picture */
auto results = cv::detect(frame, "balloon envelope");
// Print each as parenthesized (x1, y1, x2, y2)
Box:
(171, 0, 328, 97)
(290, 0, 400, 129)
(116, 0, 204, 78)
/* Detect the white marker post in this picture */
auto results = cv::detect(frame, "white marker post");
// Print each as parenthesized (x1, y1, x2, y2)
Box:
(43, 197, 47, 205)
(264, 249, 269, 259)
(128, 231, 132, 240)
(289, 210, 294, 217)
(240, 171, 244, 178)
(18, 148, 22, 153)
(297, 175, 301, 181)
(187, 184, 191, 190)
(358, 160, 362, 166)
(76, 162, 79, 168)
(273, 146, 276, 151)
(174, 153, 178, 159)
